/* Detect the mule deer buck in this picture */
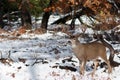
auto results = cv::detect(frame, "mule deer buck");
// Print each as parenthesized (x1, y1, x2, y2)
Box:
(69, 34, 112, 75)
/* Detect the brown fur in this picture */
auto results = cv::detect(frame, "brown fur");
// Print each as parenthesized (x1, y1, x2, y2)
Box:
(97, 34, 120, 67)
(70, 38, 112, 75)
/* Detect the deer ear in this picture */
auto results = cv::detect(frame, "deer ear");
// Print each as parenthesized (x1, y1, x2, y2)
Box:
(68, 32, 82, 39)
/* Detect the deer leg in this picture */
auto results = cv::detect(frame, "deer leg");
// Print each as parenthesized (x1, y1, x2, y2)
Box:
(92, 60, 99, 76)
(80, 60, 86, 75)
(102, 56, 112, 73)
(105, 60, 112, 73)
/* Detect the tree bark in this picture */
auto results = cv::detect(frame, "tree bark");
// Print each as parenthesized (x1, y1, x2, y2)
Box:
(40, 0, 53, 30)
(40, 11, 51, 30)
(20, 0, 32, 29)
(51, 9, 84, 25)
(0, 1, 5, 28)
(69, 18, 76, 30)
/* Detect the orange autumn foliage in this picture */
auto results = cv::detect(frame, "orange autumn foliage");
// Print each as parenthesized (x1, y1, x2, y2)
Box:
(83, 0, 112, 18)
(44, 0, 112, 18)
(44, 0, 80, 13)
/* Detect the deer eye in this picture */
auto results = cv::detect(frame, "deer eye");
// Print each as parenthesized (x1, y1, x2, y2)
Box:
(68, 41, 71, 43)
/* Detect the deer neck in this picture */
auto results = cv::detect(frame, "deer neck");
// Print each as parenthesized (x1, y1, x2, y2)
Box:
(72, 39, 80, 48)
(72, 43, 77, 48)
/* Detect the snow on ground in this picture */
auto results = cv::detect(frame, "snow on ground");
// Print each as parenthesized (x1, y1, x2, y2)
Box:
(0, 30, 120, 80)
(0, 15, 120, 80)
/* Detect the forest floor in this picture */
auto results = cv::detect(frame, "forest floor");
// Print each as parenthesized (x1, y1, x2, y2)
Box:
(0, 15, 120, 80)
(0, 26, 120, 80)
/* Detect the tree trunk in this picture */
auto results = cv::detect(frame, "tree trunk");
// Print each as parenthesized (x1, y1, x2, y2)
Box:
(70, 18, 76, 30)
(40, 0, 53, 30)
(40, 11, 51, 30)
(51, 9, 84, 25)
(0, 1, 5, 28)
(20, 0, 32, 29)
